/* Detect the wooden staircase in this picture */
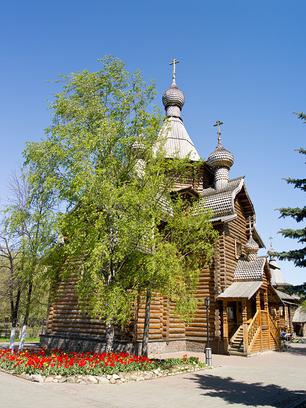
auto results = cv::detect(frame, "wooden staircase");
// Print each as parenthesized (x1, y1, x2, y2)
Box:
(228, 325, 245, 355)
(228, 310, 280, 356)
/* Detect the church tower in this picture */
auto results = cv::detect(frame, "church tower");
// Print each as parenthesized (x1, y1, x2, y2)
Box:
(158, 59, 200, 161)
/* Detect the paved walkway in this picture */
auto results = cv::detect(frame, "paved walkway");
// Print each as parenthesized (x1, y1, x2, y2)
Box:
(1, 345, 306, 408)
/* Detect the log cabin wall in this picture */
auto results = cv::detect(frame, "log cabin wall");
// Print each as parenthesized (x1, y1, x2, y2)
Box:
(42, 170, 267, 355)
(223, 198, 249, 288)
(208, 196, 250, 352)
(42, 275, 139, 352)
(43, 194, 254, 354)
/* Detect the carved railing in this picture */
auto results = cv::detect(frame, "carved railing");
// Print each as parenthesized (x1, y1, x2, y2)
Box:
(229, 310, 280, 354)
(247, 310, 261, 352)
(247, 310, 259, 342)
(269, 313, 280, 346)
(229, 324, 243, 347)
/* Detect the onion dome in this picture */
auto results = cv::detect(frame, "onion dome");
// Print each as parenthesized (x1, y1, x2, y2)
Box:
(207, 135, 234, 169)
(207, 121, 234, 189)
(245, 235, 259, 255)
(245, 217, 259, 261)
(162, 83, 185, 111)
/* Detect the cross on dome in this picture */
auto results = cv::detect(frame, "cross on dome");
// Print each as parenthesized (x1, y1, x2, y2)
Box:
(169, 58, 180, 84)
(162, 58, 185, 116)
(207, 120, 234, 189)
(214, 120, 224, 146)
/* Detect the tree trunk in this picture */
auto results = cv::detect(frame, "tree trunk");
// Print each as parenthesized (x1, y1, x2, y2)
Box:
(142, 288, 151, 357)
(105, 322, 115, 353)
(9, 325, 16, 352)
(19, 280, 33, 351)
(9, 288, 21, 352)
(133, 293, 141, 356)
(9, 312, 18, 352)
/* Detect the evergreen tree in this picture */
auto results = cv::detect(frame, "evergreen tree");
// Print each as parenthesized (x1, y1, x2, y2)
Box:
(277, 112, 306, 267)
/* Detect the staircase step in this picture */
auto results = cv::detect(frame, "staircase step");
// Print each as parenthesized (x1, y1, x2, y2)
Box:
(228, 349, 247, 356)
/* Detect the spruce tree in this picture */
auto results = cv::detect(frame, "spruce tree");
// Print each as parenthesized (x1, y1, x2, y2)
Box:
(277, 112, 306, 267)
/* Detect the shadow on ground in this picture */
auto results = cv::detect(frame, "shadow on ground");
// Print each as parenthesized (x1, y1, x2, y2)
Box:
(189, 374, 306, 407)
(283, 346, 306, 356)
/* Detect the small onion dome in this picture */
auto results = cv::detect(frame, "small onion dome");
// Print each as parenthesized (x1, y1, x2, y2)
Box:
(206, 144, 234, 169)
(162, 83, 185, 110)
(245, 236, 259, 255)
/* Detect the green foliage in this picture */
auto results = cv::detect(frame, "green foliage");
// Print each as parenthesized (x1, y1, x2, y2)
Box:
(277, 113, 306, 267)
(23, 56, 217, 334)
(1, 171, 56, 328)
(285, 282, 306, 302)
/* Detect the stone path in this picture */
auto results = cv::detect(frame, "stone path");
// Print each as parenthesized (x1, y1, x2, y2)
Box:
(0, 345, 306, 408)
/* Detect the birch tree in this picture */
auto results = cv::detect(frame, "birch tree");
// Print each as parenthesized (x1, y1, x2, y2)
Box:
(23, 57, 217, 353)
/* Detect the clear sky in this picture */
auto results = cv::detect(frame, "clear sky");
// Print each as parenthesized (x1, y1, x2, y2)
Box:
(0, 0, 305, 284)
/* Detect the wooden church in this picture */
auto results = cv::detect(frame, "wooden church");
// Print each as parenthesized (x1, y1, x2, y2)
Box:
(41, 62, 287, 356)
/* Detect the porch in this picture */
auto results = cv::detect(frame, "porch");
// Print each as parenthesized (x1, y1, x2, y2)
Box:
(218, 282, 281, 356)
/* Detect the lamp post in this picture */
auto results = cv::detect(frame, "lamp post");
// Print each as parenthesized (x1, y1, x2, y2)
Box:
(204, 296, 212, 366)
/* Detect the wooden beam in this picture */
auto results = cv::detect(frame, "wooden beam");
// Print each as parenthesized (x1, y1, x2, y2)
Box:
(223, 301, 228, 340)
(242, 300, 248, 354)
(264, 289, 271, 349)
(256, 291, 263, 351)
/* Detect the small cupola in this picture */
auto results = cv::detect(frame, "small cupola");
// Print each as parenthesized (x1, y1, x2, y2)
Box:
(206, 121, 234, 190)
(162, 58, 185, 118)
(245, 216, 259, 261)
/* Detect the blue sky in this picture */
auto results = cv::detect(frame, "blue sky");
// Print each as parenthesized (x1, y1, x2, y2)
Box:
(0, 0, 305, 284)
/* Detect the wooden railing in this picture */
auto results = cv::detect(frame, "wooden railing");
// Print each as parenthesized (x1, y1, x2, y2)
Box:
(228, 310, 280, 355)
(247, 310, 260, 346)
(269, 313, 280, 346)
(229, 324, 243, 346)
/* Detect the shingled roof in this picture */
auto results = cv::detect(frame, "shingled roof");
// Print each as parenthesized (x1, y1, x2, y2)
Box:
(196, 177, 245, 222)
(157, 117, 200, 161)
(234, 256, 267, 281)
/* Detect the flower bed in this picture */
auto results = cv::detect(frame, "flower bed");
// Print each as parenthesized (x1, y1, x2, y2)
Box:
(0, 349, 205, 383)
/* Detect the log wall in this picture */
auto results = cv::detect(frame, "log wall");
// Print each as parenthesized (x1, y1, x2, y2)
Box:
(44, 182, 280, 355)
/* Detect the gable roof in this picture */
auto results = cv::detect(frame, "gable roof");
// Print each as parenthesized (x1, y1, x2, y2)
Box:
(234, 256, 267, 281)
(196, 177, 244, 221)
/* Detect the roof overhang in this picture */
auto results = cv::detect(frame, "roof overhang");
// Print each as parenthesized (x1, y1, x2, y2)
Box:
(273, 288, 300, 304)
(217, 281, 262, 300)
(211, 214, 237, 223)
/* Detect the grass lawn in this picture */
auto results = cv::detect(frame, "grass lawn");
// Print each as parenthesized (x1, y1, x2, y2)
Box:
(0, 337, 39, 343)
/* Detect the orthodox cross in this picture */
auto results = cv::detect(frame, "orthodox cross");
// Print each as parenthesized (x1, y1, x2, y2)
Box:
(214, 120, 224, 145)
(170, 58, 180, 84)
(269, 236, 273, 250)
(248, 215, 254, 238)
